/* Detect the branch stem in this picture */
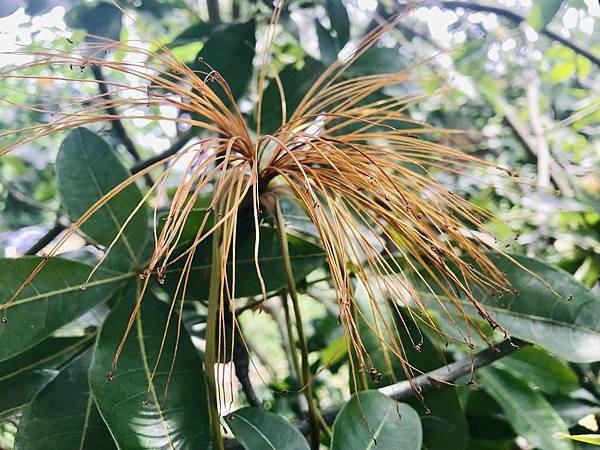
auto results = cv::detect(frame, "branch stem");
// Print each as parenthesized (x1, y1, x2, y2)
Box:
(274, 197, 324, 449)
(302, 338, 526, 433)
(205, 213, 225, 450)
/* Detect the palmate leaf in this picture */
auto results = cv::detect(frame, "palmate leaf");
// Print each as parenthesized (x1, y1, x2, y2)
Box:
(331, 391, 422, 450)
(90, 290, 211, 449)
(15, 349, 115, 450)
(0, 257, 131, 361)
(57, 127, 149, 272)
(225, 407, 310, 450)
(478, 367, 573, 450)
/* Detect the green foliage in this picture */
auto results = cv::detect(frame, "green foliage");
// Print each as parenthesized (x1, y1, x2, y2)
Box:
(225, 407, 310, 450)
(528, 0, 565, 30)
(90, 291, 212, 449)
(0, 257, 130, 361)
(65, 1, 123, 40)
(331, 391, 422, 450)
(420, 253, 600, 362)
(193, 20, 256, 101)
(15, 349, 115, 450)
(1, 1, 599, 449)
(479, 367, 573, 450)
(57, 128, 148, 271)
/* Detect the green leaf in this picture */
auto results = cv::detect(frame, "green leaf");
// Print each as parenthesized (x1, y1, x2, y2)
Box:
(421, 254, 600, 362)
(349, 47, 407, 77)
(331, 391, 422, 450)
(224, 407, 309, 450)
(528, 0, 564, 30)
(478, 367, 573, 450)
(352, 286, 469, 450)
(325, 0, 350, 48)
(549, 60, 576, 83)
(15, 349, 115, 450)
(193, 20, 256, 101)
(57, 128, 148, 272)
(0, 336, 90, 418)
(0, 336, 91, 381)
(0, 257, 130, 361)
(168, 22, 224, 48)
(90, 291, 211, 449)
(549, 395, 600, 427)
(65, 1, 123, 41)
(315, 19, 339, 64)
(258, 57, 325, 135)
(481, 254, 600, 362)
(494, 345, 579, 395)
(163, 226, 325, 301)
(557, 434, 600, 445)
(0, 370, 56, 418)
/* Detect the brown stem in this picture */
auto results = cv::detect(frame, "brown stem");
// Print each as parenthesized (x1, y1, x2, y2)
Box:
(232, 0, 240, 20)
(130, 130, 194, 174)
(224, 301, 261, 407)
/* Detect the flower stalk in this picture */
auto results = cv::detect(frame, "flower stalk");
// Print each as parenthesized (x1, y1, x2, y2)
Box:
(205, 209, 225, 450)
(274, 196, 325, 449)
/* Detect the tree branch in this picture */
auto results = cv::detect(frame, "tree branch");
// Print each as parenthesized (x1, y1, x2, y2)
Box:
(24, 220, 67, 255)
(91, 65, 154, 188)
(225, 338, 526, 449)
(130, 130, 194, 174)
(296, 338, 526, 435)
(436, 1, 599, 67)
(207, 0, 220, 21)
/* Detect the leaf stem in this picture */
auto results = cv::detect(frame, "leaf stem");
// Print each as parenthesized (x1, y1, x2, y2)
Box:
(274, 196, 327, 448)
(205, 214, 225, 450)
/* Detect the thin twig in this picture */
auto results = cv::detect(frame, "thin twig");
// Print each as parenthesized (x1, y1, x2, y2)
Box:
(91, 65, 154, 188)
(24, 220, 67, 255)
(131, 130, 194, 174)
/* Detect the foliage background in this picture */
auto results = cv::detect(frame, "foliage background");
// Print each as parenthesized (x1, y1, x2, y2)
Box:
(0, 0, 598, 449)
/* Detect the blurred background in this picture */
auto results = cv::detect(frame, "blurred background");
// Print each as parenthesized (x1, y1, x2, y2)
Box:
(0, 0, 598, 448)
